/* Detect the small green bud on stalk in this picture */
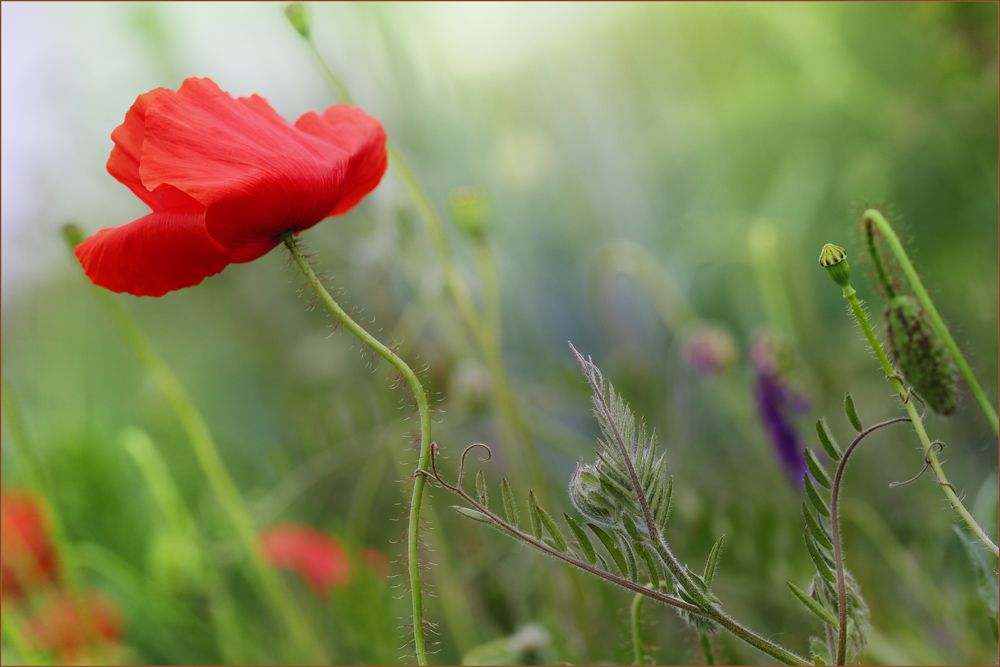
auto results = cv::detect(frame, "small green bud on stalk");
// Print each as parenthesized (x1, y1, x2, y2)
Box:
(448, 185, 490, 242)
(885, 295, 957, 415)
(819, 244, 851, 289)
(285, 3, 310, 39)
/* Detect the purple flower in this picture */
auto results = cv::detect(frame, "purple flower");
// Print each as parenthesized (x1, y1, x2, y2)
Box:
(751, 336, 810, 485)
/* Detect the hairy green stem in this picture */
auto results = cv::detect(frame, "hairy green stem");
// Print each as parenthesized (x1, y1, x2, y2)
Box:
(630, 592, 646, 665)
(863, 219, 896, 299)
(863, 208, 999, 437)
(64, 226, 328, 664)
(283, 235, 433, 665)
(292, 27, 549, 500)
(842, 284, 998, 557)
(829, 417, 913, 665)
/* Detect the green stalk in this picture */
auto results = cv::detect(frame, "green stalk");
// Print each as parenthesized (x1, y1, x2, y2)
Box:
(840, 283, 998, 557)
(122, 428, 245, 664)
(630, 592, 645, 666)
(863, 208, 999, 437)
(63, 227, 328, 664)
(700, 632, 715, 666)
(283, 234, 433, 665)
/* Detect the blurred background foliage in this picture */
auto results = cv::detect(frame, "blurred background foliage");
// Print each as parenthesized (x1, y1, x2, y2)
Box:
(1, 2, 997, 664)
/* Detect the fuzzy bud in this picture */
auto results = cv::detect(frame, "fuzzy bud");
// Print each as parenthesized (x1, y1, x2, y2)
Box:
(885, 295, 957, 415)
(819, 243, 851, 288)
(568, 462, 617, 527)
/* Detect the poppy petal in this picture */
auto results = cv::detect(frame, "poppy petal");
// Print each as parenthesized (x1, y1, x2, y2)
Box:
(137, 80, 342, 250)
(74, 205, 231, 297)
(106, 88, 201, 212)
(294, 105, 388, 216)
(260, 524, 353, 597)
(137, 79, 386, 261)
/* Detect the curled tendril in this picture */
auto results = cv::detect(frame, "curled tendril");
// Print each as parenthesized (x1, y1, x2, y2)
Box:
(885, 374, 928, 420)
(457, 443, 493, 490)
(889, 441, 947, 488)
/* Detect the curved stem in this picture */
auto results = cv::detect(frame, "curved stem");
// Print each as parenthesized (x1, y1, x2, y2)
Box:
(283, 235, 433, 665)
(630, 592, 646, 666)
(64, 226, 328, 664)
(863, 209, 999, 437)
(842, 286, 998, 557)
(829, 417, 912, 665)
(863, 217, 897, 299)
(292, 32, 549, 499)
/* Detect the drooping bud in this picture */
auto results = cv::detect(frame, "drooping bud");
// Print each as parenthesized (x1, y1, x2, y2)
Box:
(448, 185, 490, 242)
(285, 3, 311, 39)
(885, 295, 957, 415)
(819, 244, 851, 288)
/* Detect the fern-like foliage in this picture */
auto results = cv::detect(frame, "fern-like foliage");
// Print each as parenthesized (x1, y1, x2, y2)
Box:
(568, 343, 672, 538)
(419, 344, 811, 666)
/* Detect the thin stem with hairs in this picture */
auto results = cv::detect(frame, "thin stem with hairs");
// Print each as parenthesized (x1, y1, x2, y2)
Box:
(281, 234, 434, 666)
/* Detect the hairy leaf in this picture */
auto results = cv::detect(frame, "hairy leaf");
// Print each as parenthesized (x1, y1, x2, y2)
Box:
(587, 523, 628, 577)
(815, 418, 843, 461)
(703, 535, 725, 587)
(844, 392, 863, 432)
(788, 581, 838, 627)
(501, 478, 519, 529)
(804, 448, 833, 489)
(564, 514, 596, 565)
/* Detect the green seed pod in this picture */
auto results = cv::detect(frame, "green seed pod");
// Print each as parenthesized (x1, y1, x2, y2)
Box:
(885, 295, 957, 416)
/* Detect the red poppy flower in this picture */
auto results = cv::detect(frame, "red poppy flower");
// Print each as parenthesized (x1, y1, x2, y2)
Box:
(26, 591, 122, 662)
(359, 545, 391, 578)
(259, 523, 353, 597)
(75, 77, 388, 297)
(1, 489, 58, 602)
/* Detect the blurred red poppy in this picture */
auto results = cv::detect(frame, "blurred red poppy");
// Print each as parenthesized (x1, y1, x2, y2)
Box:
(1, 489, 58, 602)
(75, 77, 388, 297)
(359, 545, 391, 578)
(260, 524, 353, 597)
(26, 591, 122, 663)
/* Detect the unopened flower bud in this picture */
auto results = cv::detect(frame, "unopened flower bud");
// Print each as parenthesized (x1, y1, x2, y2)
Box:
(448, 185, 490, 242)
(681, 323, 738, 376)
(819, 243, 851, 288)
(285, 3, 310, 39)
(885, 295, 957, 415)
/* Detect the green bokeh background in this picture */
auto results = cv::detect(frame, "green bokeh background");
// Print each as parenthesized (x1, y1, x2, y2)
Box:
(2, 2, 997, 665)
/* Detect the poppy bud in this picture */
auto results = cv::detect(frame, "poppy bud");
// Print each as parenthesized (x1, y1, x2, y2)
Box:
(681, 323, 738, 375)
(819, 244, 851, 289)
(448, 185, 490, 242)
(885, 295, 957, 415)
(285, 3, 310, 39)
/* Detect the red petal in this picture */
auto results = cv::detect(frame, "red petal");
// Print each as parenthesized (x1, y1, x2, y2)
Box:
(1, 490, 58, 602)
(74, 205, 231, 297)
(27, 591, 121, 658)
(106, 88, 201, 212)
(294, 105, 388, 216)
(136, 78, 386, 262)
(260, 524, 353, 597)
